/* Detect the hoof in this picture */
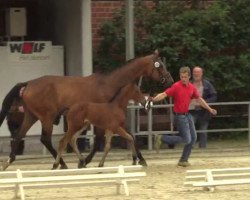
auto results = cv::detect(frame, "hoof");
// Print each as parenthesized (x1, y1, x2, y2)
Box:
(78, 160, 86, 168)
(98, 163, 104, 167)
(132, 160, 137, 165)
(138, 159, 148, 167)
(52, 163, 59, 170)
(60, 164, 68, 169)
(2, 160, 10, 171)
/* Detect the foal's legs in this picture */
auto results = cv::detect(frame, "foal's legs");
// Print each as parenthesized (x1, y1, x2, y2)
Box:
(69, 130, 85, 168)
(84, 127, 105, 167)
(40, 118, 68, 169)
(53, 123, 89, 169)
(98, 130, 113, 167)
(69, 122, 90, 168)
(2, 110, 37, 170)
(116, 127, 138, 164)
(52, 131, 73, 169)
(85, 129, 147, 167)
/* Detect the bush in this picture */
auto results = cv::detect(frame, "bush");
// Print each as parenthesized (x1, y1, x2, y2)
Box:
(95, 0, 250, 101)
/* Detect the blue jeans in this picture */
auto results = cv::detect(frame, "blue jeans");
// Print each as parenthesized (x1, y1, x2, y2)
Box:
(190, 110, 209, 148)
(161, 113, 197, 162)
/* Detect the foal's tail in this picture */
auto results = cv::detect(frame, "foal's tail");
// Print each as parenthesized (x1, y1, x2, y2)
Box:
(0, 82, 28, 126)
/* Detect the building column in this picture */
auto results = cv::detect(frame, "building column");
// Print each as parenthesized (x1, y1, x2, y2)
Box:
(81, 0, 93, 76)
(80, 0, 94, 143)
(125, 0, 136, 141)
(125, 0, 134, 60)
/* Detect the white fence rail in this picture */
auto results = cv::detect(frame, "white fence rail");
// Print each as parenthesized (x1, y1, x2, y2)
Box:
(185, 167, 250, 191)
(0, 165, 146, 199)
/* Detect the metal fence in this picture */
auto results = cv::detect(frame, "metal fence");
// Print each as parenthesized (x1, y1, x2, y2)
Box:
(127, 101, 250, 150)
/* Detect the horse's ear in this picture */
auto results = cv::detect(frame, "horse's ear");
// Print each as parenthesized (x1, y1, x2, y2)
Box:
(154, 49, 159, 57)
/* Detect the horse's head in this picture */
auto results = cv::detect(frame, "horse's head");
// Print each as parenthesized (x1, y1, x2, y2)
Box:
(148, 50, 174, 87)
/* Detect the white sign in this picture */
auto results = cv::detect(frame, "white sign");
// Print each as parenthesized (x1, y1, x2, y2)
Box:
(7, 41, 52, 63)
(0, 45, 64, 137)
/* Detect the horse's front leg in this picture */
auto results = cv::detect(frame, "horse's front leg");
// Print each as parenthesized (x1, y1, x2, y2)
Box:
(133, 136, 147, 166)
(98, 130, 113, 167)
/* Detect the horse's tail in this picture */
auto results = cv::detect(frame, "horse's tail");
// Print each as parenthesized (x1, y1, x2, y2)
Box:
(0, 82, 28, 126)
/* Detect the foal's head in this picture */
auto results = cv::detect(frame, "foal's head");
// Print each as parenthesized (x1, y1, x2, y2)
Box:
(114, 84, 146, 109)
(127, 84, 146, 106)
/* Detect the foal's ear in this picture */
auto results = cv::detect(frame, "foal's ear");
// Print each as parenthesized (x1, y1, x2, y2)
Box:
(154, 49, 159, 57)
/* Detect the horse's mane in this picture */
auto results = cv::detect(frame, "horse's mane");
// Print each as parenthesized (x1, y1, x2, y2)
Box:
(95, 53, 153, 81)
(109, 55, 150, 75)
(94, 54, 152, 102)
(95, 57, 138, 75)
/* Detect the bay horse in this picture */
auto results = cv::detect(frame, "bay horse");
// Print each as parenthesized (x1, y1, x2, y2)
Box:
(53, 83, 146, 169)
(0, 50, 173, 170)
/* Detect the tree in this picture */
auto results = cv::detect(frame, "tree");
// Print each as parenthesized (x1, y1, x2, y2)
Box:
(95, 0, 250, 101)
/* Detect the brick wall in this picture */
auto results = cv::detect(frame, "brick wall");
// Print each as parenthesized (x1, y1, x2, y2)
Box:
(91, 1, 124, 50)
(91, 0, 155, 50)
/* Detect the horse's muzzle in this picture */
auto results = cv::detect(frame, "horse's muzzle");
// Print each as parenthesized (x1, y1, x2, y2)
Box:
(161, 73, 174, 87)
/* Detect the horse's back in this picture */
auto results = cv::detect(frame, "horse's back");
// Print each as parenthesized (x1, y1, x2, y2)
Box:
(27, 75, 93, 87)
(22, 75, 105, 118)
(70, 101, 124, 131)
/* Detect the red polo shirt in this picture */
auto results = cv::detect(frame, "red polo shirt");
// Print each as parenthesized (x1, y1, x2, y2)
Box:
(165, 81, 200, 113)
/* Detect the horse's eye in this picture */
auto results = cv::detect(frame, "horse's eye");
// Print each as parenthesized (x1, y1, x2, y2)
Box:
(154, 62, 160, 68)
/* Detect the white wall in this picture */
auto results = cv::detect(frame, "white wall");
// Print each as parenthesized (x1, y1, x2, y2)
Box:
(0, 45, 64, 137)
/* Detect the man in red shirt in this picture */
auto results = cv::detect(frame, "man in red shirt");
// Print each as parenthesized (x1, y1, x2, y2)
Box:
(152, 66, 217, 167)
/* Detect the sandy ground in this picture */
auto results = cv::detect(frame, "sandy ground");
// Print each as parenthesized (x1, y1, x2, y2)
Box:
(1, 140, 250, 200)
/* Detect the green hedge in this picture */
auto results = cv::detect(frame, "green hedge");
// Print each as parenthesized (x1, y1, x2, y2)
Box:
(94, 0, 250, 101)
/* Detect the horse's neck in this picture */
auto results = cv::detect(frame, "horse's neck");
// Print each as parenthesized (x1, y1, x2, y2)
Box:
(112, 89, 132, 111)
(105, 58, 147, 88)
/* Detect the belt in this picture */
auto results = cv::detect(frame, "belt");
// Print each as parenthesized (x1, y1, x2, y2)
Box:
(174, 112, 189, 116)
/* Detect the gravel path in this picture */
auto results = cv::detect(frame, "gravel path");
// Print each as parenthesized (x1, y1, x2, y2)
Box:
(1, 141, 250, 200)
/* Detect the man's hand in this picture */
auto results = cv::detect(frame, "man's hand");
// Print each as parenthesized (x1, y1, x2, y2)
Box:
(210, 108, 217, 115)
(147, 96, 154, 102)
(18, 106, 24, 112)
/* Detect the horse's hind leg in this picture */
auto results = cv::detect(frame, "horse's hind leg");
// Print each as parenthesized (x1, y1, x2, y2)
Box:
(132, 135, 147, 166)
(40, 120, 68, 169)
(84, 127, 105, 167)
(98, 130, 113, 167)
(2, 110, 37, 170)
